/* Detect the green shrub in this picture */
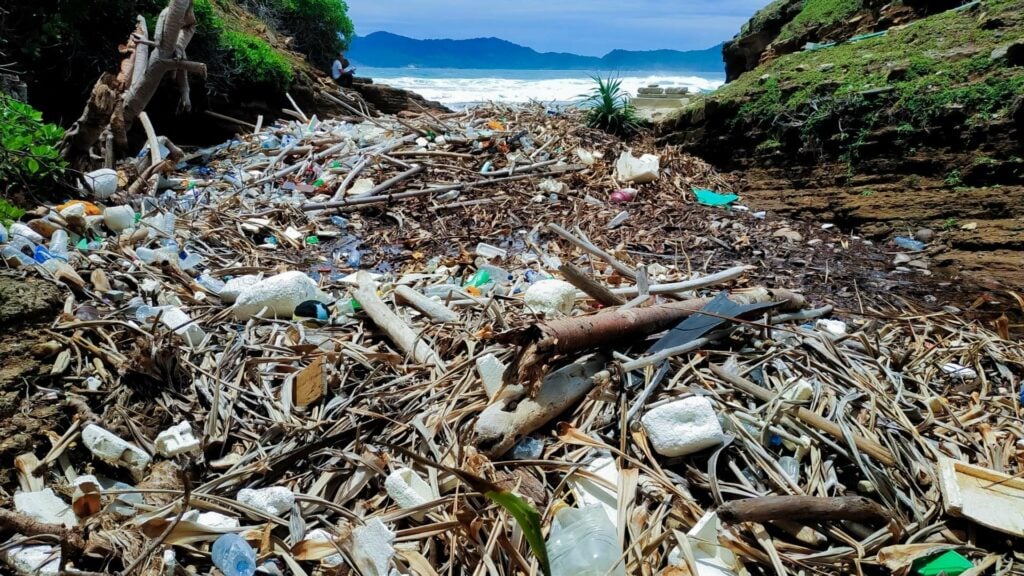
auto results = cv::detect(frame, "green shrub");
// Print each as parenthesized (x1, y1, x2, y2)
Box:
(272, 0, 354, 67)
(582, 76, 640, 137)
(0, 95, 66, 194)
(220, 30, 293, 89)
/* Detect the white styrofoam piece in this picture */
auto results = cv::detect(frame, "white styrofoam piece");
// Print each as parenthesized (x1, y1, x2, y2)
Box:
(162, 549, 176, 576)
(3, 545, 59, 576)
(81, 424, 152, 479)
(815, 319, 848, 337)
(641, 396, 724, 457)
(304, 528, 344, 567)
(103, 205, 135, 233)
(475, 353, 514, 400)
(942, 362, 978, 380)
(568, 455, 619, 525)
(82, 168, 118, 199)
(182, 510, 240, 530)
(384, 468, 434, 520)
(782, 378, 814, 402)
(14, 489, 77, 528)
(219, 275, 260, 304)
(237, 486, 294, 516)
(669, 511, 742, 576)
(615, 151, 659, 183)
(524, 279, 577, 317)
(155, 421, 200, 457)
(231, 271, 329, 320)
(349, 517, 396, 576)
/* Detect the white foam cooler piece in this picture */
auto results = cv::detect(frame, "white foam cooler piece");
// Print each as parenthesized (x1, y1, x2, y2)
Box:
(349, 517, 396, 576)
(384, 468, 434, 520)
(155, 421, 200, 456)
(524, 279, 577, 317)
(14, 488, 77, 528)
(182, 510, 239, 530)
(82, 424, 151, 479)
(219, 274, 259, 304)
(237, 486, 294, 516)
(4, 545, 59, 576)
(81, 168, 118, 199)
(232, 271, 329, 320)
(641, 396, 724, 457)
(475, 353, 507, 399)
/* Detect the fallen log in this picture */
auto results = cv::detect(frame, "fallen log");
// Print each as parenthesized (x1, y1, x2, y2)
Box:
(501, 287, 805, 389)
(718, 495, 893, 525)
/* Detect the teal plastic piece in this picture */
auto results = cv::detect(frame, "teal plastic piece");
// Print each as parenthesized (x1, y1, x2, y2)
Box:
(693, 188, 740, 207)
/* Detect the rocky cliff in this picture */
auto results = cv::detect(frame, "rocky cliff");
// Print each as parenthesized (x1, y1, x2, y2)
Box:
(664, 0, 1024, 287)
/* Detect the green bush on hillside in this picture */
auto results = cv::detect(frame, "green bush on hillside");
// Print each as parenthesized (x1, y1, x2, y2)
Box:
(273, 0, 354, 66)
(220, 30, 294, 89)
(0, 95, 66, 194)
(191, 0, 293, 92)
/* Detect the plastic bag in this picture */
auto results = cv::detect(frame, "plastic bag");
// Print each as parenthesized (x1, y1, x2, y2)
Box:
(615, 152, 659, 184)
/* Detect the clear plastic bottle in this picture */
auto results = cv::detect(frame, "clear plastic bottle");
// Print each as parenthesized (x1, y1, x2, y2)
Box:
(136, 245, 179, 265)
(212, 533, 256, 576)
(2, 245, 37, 267)
(547, 505, 625, 576)
(136, 305, 205, 347)
(49, 229, 69, 261)
(196, 274, 225, 295)
(778, 456, 801, 484)
(0, 222, 8, 243)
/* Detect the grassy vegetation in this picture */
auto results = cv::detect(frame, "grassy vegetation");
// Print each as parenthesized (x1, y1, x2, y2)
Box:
(192, 0, 294, 91)
(270, 0, 354, 67)
(701, 0, 1024, 163)
(779, 0, 863, 41)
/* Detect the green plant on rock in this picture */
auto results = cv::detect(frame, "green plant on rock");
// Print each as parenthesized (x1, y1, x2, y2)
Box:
(0, 95, 66, 194)
(945, 169, 962, 187)
(582, 76, 640, 137)
(943, 217, 959, 230)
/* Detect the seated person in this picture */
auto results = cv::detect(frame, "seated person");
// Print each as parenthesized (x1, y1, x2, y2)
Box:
(331, 54, 356, 88)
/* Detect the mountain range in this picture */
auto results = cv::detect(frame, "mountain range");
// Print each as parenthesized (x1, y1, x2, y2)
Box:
(348, 32, 725, 72)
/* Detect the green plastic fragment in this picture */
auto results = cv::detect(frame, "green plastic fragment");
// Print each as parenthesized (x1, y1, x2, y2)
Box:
(464, 269, 491, 288)
(76, 238, 88, 250)
(313, 179, 325, 187)
(693, 187, 740, 207)
(915, 550, 973, 576)
(306, 235, 319, 245)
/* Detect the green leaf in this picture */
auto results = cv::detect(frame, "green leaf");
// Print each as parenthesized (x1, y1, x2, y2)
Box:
(484, 490, 550, 575)
(26, 158, 40, 174)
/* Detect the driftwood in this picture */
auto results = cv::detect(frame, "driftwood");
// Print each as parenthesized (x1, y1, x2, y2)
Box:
(558, 263, 625, 306)
(718, 495, 893, 524)
(503, 287, 804, 388)
(354, 272, 447, 371)
(60, 0, 206, 171)
(394, 285, 459, 323)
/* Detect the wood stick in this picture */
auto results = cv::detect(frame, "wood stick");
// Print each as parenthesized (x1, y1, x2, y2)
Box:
(546, 223, 635, 280)
(394, 285, 459, 324)
(558, 263, 624, 306)
(354, 272, 447, 371)
(349, 164, 423, 200)
(608, 266, 752, 297)
(709, 364, 896, 466)
(285, 92, 309, 123)
(717, 495, 892, 524)
(254, 114, 264, 134)
(204, 110, 256, 130)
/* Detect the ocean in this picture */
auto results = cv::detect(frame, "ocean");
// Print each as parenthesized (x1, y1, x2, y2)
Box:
(358, 67, 725, 108)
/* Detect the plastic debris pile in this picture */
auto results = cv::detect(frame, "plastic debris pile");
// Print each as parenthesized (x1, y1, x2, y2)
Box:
(0, 103, 1022, 576)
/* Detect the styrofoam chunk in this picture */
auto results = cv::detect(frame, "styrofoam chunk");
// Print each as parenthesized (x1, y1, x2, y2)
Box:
(237, 486, 294, 516)
(815, 319, 847, 337)
(155, 421, 200, 457)
(82, 424, 151, 479)
(182, 510, 240, 530)
(782, 379, 814, 402)
(475, 353, 506, 399)
(524, 279, 576, 317)
(384, 468, 434, 519)
(4, 545, 59, 576)
(641, 397, 724, 457)
(232, 271, 328, 320)
(14, 489, 77, 528)
(349, 517, 396, 576)
(219, 275, 259, 304)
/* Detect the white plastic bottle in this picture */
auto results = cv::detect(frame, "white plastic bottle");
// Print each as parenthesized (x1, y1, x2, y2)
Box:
(546, 504, 625, 576)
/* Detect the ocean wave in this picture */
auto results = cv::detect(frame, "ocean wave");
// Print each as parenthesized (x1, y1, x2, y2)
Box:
(369, 74, 723, 106)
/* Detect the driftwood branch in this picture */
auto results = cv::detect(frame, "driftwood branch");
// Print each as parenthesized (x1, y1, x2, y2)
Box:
(394, 285, 459, 323)
(558, 263, 625, 306)
(718, 495, 893, 524)
(354, 272, 447, 371)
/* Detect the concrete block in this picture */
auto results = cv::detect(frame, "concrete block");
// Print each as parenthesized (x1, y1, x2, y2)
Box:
(14, 488, 77, 528)
(641, 396, 724, 457)
(155, 421, 200, 457)
(237, 486, 294, 516)
(82, 424, 151, 480)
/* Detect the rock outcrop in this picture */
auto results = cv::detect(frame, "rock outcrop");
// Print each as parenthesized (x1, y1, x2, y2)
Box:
(349, 78, 449, 115)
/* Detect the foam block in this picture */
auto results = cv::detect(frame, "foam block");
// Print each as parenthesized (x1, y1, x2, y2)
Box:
(349, 517, 395, 576)
(155, 421, 200, 457)
(641, 396, 724, 457)
(303, 528, 344, 567)
(183, 510, 239, 530)
(237, 486, 294, 516)
(384, 468, 434, 520)
(4, 545, 59, 576)
(232, 271, 328, 320)
(82, 424, 151, 480)
(14, 489, 77, 528)
(524, 279, 577, 317)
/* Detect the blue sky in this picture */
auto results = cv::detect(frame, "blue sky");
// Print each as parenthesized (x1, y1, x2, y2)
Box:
(346, 1, 772, 56)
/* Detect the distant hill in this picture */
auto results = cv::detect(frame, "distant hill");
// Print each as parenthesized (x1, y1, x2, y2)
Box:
(348, 32, 724, 72)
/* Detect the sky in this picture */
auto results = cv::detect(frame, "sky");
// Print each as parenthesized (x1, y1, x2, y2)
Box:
(346, 1, 773, 56)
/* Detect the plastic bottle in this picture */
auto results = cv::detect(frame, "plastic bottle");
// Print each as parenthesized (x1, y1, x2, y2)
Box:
(2, 245, 37, 267)
(136, 306, 205, 346)
(0, 223, 8, 243)
(894, 236, 926, 251)
(346, 247, 362, 268)
(49, 230, 69, 261)
(9, 222, 43, 244)
(196, 274, 225, 294)
(212, 533, 256, 576)
(178, 250, 203, 271)
(546, 504, 625, 576)
(136, 245, 180, 265)
(778, 456, 800, 483)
